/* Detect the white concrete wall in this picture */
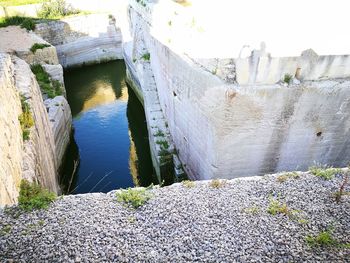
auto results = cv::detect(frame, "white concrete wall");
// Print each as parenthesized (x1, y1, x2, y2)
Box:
(128, 1, 350, 180)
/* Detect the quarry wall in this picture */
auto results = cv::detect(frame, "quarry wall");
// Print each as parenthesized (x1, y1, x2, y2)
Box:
(0, 53, 61, 206)
(0, 27, 72, 206)
(35, 14, 123, 68)
(127, 0, 350, 180)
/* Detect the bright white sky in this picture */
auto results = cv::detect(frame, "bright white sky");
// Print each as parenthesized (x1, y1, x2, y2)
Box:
(170, 0, 350, 58)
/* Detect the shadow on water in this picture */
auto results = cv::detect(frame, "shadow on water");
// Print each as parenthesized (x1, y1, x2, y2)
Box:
(60, 61, 156, 194)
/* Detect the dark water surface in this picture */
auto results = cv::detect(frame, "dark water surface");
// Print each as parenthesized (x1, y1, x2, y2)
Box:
(60, 61, 156, 194)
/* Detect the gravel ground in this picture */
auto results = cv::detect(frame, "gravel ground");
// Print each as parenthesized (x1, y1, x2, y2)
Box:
(0, 172, 349, 262)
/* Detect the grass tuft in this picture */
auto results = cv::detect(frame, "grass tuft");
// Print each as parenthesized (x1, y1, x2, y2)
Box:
(18, 179, 56, 211)
(141, 52, 150, 61)
(0, 16, 36, 30)
(209, 179, 226, 188)
(277, 172, 300, 183)
(30, 64, 63, 98)
(267, 197, 290, 216)
(182, 180, 195, 188)
(154, 129, 165, 137)
(309, 166, 341, 180)
(116, 188, 152, 209)
(306, 230, 337, 247)
(283, 73, 293, 84)
(18, 95, 34, 141)
(30, 43, 51, 53)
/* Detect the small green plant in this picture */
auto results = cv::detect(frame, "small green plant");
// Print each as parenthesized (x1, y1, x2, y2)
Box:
(116, 188, 151, 209)
(0, 0, 47, 7)
(0, 225, 11, 235)
(141, 52, 150, 61)
(267, 197, 289, 216)
(19, 96, 34, 141)
(298, 218, 309, 225)
(283, 74, 293, 84)
(156, 139, 169, 150)
(0, 16, 36, 30)
(154, 129, 165, 137)
(209, 179, 226, 188)
(18, 179, 56, 211)
(334, 171, 349, 203)
(38, 0, 79, 19)
(127, 216, 136, 223)
(21, 18, 36, 31)
(243, 205, 260, 215)
(30, 43, 51, 53)
(182, 180, 195, 188)
(168, 20, 172, 26)
(31, 64, 63, 98)
(277, 172, 300, 183)
(136, 0, 146, 7)
(309, 166, 341, 180)
(306, 230, 337, 247)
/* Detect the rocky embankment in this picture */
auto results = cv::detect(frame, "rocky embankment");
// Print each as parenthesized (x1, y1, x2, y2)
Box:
(0, 26, 72, 206)
(0, 172, 349, 262)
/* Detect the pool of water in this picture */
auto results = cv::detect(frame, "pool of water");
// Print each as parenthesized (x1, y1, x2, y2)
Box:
(60, 61, 157, 194)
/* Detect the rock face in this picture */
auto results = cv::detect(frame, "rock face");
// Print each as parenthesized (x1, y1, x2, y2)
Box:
(0, 54, 23, 206)
(44, 96, 72, 167)
(126, 0, 350, 180)
(0, 26, 58, 65)
(35, 14, 123, 68)
(0, 53, 60, 206)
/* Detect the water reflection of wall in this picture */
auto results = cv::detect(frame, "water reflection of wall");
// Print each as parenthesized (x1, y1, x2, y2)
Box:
(127, 86, 156, 187)
(61, 62, 155, 193)
(64, 61, 127, 117)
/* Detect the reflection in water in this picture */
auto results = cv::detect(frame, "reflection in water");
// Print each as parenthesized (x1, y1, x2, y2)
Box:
(60, 61, 156, 194)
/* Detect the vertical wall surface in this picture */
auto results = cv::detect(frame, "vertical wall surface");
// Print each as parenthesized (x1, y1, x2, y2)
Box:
(0, 53, 61, 206)
(0, 54, 23, 205)
(127, 0, 350, 180)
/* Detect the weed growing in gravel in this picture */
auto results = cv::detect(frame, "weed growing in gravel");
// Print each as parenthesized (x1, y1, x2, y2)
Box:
(298, 219, 309, 225)
(30, 64, 63, 98)
(18, 179, 56, 211)
(309, 166, 341, 180)
(182, 180, 195, 188)
(30, 43, 51, 53)
(127, 216, 136, 223)
(0, 225, 11, 235)
(306, 229, 337, 247)
(243, 205, 260, 215)
(209, 179, 227, 188)
(334, 172, 349, 203)
(277, 172, 300, 183)
(267, 197, 289, 216)
(116, 188, 152, 209)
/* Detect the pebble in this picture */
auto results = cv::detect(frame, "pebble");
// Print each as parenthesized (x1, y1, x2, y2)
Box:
(0, 173, 349, 262)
